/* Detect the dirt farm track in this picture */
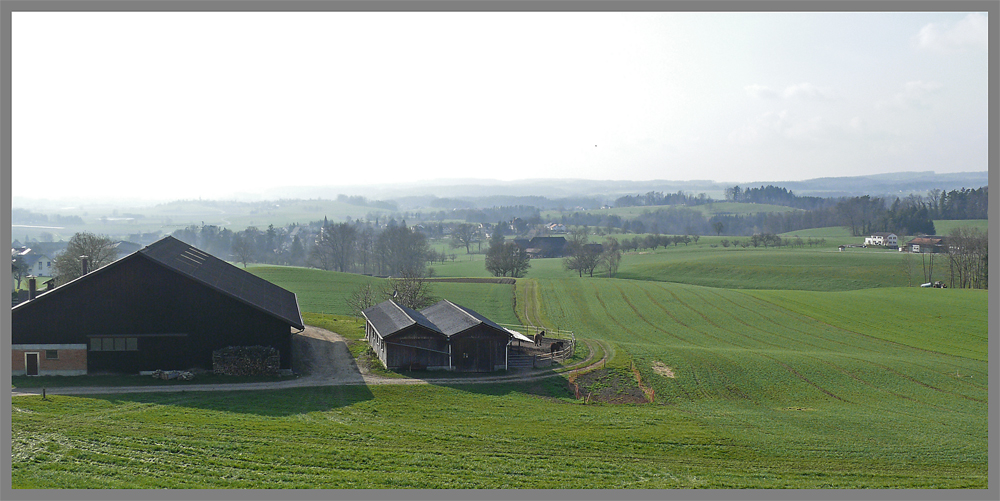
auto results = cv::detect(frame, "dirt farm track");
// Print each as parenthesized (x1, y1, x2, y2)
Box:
(10, 327, 609, 397)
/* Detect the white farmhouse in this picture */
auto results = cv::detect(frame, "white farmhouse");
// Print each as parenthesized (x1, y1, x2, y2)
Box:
(864, 232, 898, 248)
(12, 247, 54, 276)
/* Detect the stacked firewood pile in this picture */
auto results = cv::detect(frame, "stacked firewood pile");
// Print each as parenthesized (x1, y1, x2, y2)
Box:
(212, 345, 280, 376)
(151, 370, 195, 381)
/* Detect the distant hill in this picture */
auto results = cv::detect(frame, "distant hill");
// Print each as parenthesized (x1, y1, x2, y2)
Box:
(260, 170, 987, 206)
(765, 171, 988, 199)
(13, 171, 987, 212)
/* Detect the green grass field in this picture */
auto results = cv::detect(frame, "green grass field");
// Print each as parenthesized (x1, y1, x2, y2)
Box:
(933, 219, 989, 235)
(11, 235, 988, 489)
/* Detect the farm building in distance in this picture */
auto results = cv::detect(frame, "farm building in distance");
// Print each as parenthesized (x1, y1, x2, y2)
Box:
(514, 236, 567, 258)
(904, 236, 948, 253)
(864, 232, 898, 248)
(12, 236, 304, 376)
(363, 299, 512, 372)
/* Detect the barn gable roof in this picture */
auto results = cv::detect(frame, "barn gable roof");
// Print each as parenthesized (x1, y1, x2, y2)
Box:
(420, 300, 507, 337)
(14, 236, 304, 330)
(362, 300, 440, 338)
(139, 236, 303, 329)
(363, 299, 510, 340)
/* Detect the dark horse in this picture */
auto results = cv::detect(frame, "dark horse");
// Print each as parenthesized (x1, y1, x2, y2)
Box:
(534, 331, 545, 346)
(549, 341, 564, 354)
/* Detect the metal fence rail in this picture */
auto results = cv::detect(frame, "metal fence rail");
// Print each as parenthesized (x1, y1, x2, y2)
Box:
(501, 323, 575, 368)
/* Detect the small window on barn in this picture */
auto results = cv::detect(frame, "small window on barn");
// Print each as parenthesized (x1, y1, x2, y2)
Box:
(126, 338, 138, 351)
(45, 350, 58, 360)
(114, 337, 127, 351)
(102, 338, 115, 351)
(90, 338, 102, 351)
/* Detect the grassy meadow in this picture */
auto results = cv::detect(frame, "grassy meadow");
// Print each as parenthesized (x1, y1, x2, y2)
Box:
(11, 224, 989, 489)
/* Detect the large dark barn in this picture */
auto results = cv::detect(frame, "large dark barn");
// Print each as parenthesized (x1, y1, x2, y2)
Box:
(362, 299, 512, 372)
(11, 236, 304, 375)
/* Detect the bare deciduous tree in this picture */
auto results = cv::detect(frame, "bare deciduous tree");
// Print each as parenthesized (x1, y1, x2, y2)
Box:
(231, 232, 255, 268)
(449, 223, 477, 254)
(601, 236, 622, 278)
(946, 227, 988, 289)
(52, 232, 119, 284)
(563, 230, 602, 277)
(383, 271, 436, 310)
(346, 282, 381, 317)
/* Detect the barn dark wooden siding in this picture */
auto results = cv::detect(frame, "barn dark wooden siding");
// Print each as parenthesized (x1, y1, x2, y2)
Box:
(12, 251, 295, 374)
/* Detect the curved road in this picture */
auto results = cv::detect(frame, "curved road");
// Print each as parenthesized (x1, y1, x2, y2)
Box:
(10, 327, 609, 397)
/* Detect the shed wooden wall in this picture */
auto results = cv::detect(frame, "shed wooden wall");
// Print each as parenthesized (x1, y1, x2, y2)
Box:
(451, 325, 509, 372)
(384, 329, 449, 369)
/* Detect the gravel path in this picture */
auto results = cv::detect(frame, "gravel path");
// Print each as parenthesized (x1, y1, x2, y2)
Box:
(10, 328, 608, 397)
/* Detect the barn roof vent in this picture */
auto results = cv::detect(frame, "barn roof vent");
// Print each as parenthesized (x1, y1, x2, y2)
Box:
(80, 255, 89, 275)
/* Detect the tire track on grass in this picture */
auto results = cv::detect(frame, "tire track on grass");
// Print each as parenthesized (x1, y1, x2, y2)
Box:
(651, 284, 785, 351)
(758, 354, 849, 403)
(732, 291, 990, 394)
(691, 288, 852, 353)
(741, 292, 979, 362)
(681, 288, 986, 411)
(615, 283, 755, 403)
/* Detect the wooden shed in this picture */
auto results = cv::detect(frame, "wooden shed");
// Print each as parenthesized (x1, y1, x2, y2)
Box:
(11, 236, 304, 375)
(362, 300, 450, 370)
(362, 299, 512, 372)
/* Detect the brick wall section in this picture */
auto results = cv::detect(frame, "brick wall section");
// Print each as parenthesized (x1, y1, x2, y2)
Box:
(12, 345, 88, 375)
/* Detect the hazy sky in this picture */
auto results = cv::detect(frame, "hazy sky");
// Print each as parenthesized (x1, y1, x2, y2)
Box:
(11, 10, 990, 201)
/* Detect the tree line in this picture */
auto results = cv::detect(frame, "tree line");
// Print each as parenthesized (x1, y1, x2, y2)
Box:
(12, 209, 85, 226)
(614, 191, 711, 208)
(169, 217, 436, 278)
(724, 185, 835, 210)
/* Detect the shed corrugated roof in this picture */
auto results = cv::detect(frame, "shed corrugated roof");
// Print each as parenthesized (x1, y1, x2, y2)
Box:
(139, 236, 304, 329)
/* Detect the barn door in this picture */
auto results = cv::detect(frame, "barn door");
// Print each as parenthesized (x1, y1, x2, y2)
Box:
(453, 337, 494, 372)
(25, 353, 39, 376)
(476, 341, 493, 372)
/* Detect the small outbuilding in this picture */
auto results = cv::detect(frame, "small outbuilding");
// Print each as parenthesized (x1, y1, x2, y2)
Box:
(363, 299, 512, 372)
(12, 236, 304, 376)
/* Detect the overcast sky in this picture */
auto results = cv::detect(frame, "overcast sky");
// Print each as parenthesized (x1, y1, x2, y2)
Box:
(11, 10, 990, 201)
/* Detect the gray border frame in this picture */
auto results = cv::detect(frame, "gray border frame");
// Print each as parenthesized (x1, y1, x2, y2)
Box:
(2, 1, 996, 501)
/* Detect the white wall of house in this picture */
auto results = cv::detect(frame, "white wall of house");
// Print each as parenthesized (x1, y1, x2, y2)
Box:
(864, 234, 897, 247)
(30, 256, 54, 276)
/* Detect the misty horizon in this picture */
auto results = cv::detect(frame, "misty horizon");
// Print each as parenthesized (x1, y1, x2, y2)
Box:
(10, 11, 989, 204)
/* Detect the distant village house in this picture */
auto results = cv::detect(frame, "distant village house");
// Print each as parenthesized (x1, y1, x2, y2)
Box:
(863, 232, 898, 248)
